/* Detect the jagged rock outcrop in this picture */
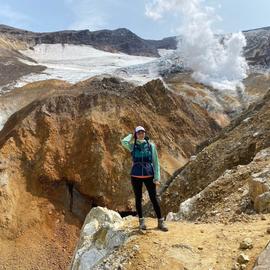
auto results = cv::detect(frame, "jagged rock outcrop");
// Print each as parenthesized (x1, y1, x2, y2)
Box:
(164, 72, 270, 127)
(157, 89, 270, 218)
(0, 78, 220, 240)
(166, 147, 270, 223)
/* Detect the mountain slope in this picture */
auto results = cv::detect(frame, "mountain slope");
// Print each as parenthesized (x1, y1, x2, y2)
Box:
(244, 27, 270, 67)
(153, 89, 270, 217)
(0, 33, 45, 91)
(2, 24, 270, 93)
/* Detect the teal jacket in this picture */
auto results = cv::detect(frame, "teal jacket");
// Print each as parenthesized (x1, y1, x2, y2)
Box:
(120, 133, 160, 182)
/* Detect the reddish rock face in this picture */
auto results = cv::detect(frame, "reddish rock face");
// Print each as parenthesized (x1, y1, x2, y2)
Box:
(0, 78, 220, 238)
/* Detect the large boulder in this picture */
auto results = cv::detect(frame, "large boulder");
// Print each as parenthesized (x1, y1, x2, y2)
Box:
(69, 206, 129, 270)
(253, 241, 270, 270)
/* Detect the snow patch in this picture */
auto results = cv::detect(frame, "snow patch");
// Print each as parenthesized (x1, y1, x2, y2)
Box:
(16, 44, 158, 87)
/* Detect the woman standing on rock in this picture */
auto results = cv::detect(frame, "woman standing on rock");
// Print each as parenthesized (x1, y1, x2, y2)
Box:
(120, 126, 168, 231)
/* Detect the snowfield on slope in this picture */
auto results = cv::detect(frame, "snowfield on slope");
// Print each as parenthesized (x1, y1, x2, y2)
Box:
(16, 44, 158, 87)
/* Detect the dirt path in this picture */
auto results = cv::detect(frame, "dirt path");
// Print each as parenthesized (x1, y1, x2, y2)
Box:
(120, 215, 270, 270)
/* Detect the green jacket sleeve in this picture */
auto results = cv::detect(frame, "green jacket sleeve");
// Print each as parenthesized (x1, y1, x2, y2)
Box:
(120, 133, 134, 152)
(151, 142, 160, 182)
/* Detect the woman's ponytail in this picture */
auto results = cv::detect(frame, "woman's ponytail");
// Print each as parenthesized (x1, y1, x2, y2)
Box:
(133, 131, 137, 145)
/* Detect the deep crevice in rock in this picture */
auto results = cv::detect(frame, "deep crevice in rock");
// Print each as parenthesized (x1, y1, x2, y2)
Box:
(67, 181, 74, 212)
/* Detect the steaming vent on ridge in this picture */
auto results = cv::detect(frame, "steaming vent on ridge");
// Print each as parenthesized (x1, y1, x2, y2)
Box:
(145, 0, 249, 91)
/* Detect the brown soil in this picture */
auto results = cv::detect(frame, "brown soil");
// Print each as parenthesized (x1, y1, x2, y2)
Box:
(120, 215, 270, 270)
(0, 197, 82, 270)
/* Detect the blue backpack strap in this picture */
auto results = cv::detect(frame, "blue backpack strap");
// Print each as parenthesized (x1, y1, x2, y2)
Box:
(145, 138, 152, 162)
(131, 135, 152, 161)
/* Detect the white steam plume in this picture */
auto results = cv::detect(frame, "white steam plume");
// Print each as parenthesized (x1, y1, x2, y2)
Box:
(145, 0, 249, 91)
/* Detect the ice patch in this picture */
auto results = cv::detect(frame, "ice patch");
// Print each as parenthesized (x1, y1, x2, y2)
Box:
(15, 44, 158, 87)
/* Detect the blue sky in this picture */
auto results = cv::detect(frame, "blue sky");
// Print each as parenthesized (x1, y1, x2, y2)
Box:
(0, 0, 269, 40)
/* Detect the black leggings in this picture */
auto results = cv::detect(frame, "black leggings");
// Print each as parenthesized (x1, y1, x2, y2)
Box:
(131, 176, 162, 219)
